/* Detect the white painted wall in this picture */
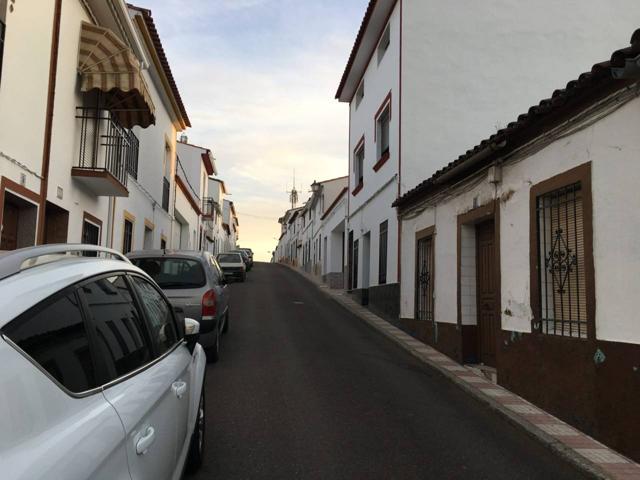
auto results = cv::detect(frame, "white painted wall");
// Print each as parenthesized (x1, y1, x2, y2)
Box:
(400, 95, 640, 344)
(347, 2, 401, 286)
(400, 0, 640, 195)
(0, 0, 54, 201)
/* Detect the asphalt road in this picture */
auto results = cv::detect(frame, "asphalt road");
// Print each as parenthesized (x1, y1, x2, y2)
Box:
(188, 262, 587, 480)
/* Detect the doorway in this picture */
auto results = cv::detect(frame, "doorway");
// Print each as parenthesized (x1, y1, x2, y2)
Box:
(362, 232, 370, 288)
(1, 191, 38, 250)
(44, 201, 69, 244)
(475, 220, 499, 367)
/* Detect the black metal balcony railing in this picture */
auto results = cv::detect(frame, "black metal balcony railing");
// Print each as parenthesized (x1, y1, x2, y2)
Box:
(162, 177, 170, 212)
(202, 197, 218, 217)
(76, 107, 139, 188)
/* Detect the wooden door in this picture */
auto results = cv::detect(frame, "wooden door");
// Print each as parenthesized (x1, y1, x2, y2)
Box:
(476, 220, 498, 367)
(1, 202, 19, 250)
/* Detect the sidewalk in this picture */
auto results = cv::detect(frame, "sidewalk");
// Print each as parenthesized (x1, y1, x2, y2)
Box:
(284, 264, 640, 480)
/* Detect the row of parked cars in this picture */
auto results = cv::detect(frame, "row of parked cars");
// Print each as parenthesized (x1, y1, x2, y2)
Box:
(0, 243, 253, 479)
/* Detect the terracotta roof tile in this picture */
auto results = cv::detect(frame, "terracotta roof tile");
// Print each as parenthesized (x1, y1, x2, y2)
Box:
(393, 28, 640, 211)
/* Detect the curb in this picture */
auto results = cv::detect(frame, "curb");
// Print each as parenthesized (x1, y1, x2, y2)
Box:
(281, 263, 639, 480)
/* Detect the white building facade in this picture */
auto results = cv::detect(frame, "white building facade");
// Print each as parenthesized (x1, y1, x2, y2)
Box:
(0, 0, 190, 254)
(336, 0, 640, 321)
(394, 33, 640, 464)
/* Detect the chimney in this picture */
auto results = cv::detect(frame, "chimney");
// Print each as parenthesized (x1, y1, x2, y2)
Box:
(179, 133, 188, 143)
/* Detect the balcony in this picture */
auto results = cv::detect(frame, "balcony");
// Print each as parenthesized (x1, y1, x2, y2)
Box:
(72, 107, 139, 197)
(202, 197, 221, 219)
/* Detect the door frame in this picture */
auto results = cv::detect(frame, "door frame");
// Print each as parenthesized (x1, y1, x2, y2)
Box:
(456, 200, 501, 365)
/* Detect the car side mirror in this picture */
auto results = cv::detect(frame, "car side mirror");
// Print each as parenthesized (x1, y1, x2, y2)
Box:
(184, 317, 200, 353)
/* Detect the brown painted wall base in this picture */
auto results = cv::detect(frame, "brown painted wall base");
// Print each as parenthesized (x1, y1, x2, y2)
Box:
(394, 319, 468, 363)
(498, 331, 640, 464)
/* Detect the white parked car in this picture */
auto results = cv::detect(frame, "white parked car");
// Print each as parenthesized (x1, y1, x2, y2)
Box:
(0, 245, 207, 480)
(216, 252, 246, 282)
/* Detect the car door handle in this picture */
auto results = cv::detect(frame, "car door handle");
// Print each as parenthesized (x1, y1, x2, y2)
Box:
(172, 381, 187, 399)
(135, 427, 156, 455)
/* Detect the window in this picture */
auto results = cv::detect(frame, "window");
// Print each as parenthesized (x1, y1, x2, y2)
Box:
(3, 292, 97, 393)
(535, 181, 587, 338)
(130, 276, 179, 356)
(81, 276, 152, 380)
(377, 23, 391, 64)
(355, 81, 364, 109)
(354, 143, 364, 188)
(415, 229, 435, 321)
(123, 218, 133, 254)
(82, 219, 100, 246)
(132, 257, 206, 290)
(376, 103, 390, 162)
(378, 220, 388, 284)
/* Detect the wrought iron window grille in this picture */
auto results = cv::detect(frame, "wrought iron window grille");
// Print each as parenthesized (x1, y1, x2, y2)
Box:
(535, 182, 587, 339)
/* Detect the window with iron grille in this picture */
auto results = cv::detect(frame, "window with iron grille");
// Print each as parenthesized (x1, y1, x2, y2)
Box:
(123, 219, 133, 254)
(378, 220, 388, 285)
(415, 234, 434, 322)
(536, 182, 587, 338)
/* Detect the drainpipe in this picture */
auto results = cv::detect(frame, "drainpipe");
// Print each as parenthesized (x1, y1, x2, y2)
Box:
(36, 0, 62, 244)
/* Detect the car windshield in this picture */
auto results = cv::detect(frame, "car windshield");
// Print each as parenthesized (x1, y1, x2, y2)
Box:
(218, 254, 241, 263)
(132, 257, 206, 289)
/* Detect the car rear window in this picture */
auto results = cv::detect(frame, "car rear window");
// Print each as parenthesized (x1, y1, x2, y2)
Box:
(132, 258, 206, 289)
(218, 254, 241, 263)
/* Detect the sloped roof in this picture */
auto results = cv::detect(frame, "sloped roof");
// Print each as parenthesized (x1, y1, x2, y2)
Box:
(128, 4, 191, 128)
(393, 28, 640, 211)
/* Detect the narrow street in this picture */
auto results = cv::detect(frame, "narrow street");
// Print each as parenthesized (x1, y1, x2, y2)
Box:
(189, 263, 587, 480)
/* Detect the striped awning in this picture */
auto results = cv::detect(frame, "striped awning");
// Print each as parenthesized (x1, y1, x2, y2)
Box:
(78, 22, 155, 129)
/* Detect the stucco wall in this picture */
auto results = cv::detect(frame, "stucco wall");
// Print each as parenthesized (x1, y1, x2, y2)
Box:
(347, 2, 400, 286)
(400, 95, 640, 344)
(400, 0, 640, 195)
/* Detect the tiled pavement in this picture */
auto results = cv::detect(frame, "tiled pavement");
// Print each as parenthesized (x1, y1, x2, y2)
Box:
(285, 265, 640, 480)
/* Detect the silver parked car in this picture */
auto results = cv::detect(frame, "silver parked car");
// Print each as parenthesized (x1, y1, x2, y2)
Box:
(128, 250, 230, 363)
(0, 244, 207, 480)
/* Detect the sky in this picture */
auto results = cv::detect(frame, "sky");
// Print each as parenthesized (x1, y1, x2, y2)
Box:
(133, 0, 369, 261)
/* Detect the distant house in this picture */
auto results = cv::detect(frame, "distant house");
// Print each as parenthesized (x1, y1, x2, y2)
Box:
(175, 138, 217, 250)
(393, 30, 640, 464)
(335, 0, 640, 321)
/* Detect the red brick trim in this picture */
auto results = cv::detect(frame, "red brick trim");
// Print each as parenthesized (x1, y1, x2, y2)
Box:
(321, 187, 348, 221)
(201, 152, 214, 176)
(373, 149, 390, 172)
(374, 90, 392, 142)
(352, 181, 364, 196)
(175, 174, 202, 215)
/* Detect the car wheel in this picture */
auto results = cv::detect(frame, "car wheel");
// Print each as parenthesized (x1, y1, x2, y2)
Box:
(206, 327, 220, 363)
(186, 388, 206, 472)
(222, 310, 229, 334)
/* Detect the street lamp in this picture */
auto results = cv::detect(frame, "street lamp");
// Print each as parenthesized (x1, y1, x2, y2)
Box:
(310, 180, 320, 194)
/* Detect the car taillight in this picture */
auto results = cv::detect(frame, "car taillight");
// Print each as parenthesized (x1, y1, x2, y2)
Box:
(202, 289, 217, 317)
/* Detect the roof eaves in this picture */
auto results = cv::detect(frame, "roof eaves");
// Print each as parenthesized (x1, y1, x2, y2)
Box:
(128, 4, 191, 128)
(393, 29, 640, 211)
(335, 0, 379, 100)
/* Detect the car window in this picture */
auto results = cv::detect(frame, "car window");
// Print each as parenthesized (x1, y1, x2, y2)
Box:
(132, 257, 206, 289)
(218, 253, 241, 263)
(130, 276, 179, 356)
(81, 276, 152, 381)
(3, 292, 97, 393)
(206, 255, 220, 283)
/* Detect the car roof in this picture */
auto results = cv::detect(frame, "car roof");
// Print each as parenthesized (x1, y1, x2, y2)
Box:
(127, 249, 209, 260)
(0, 257, 149, 328)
